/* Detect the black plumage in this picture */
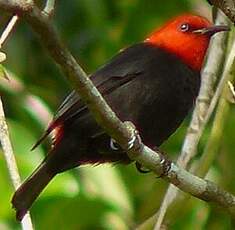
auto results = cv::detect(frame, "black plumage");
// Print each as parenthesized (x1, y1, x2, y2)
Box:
(12, 42, 200, 220)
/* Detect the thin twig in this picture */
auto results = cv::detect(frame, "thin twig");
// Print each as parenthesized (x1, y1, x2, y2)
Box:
(0, 0, 234, 220)
(195, 93, 230, 177)
(154, 11, 230, 229)
(0, 98, 34, 229)
(0, 15, 18, 63)
(156, 74, 233, 228)
(180, 10, 230, 168)
(0, 15, 33, 229)
(0, 99, 20, 196)
(160, 58, 235, 226)
(43, 0, 55, 17)
(227, 80, 235, 100)
(206, 38, 235, 121)
(0, 15, 18, 48)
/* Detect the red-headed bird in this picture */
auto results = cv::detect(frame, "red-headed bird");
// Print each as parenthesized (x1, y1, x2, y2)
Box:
(12, 14, 229, 220)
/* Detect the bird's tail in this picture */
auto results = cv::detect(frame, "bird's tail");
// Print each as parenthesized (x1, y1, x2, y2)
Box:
(12, 159, 55, 221)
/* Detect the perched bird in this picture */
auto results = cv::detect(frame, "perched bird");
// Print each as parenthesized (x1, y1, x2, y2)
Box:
(12, 14, 228, 221)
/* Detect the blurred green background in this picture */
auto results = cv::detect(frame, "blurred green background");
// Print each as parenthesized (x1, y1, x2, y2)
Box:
(0, 0, 234, 229)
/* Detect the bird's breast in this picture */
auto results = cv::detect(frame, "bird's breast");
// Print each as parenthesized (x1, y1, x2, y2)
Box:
(105, 54, 200, 147)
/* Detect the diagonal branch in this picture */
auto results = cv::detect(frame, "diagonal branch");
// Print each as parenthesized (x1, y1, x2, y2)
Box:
(0, 15, 18, 47)
(154, 10, 230, 229)
(0, 0, 234, 220)
(207, 0, 235, 23)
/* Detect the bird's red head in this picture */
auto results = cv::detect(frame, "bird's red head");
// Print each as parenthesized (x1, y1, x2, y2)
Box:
(145, 14, 229, 71)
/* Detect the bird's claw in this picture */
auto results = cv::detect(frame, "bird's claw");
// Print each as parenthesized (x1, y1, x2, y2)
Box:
(123, 121, 142, 151)
(127, 133, 137, 150)
(127, 129, 142, 151)
(156, 151, 172, 178)
(110, 138, 120, 150)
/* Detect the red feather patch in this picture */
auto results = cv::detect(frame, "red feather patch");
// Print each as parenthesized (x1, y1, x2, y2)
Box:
(51, 124, 64, 149)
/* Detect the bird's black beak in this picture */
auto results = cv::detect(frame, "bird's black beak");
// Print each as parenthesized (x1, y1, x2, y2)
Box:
(193, 25, 230, 36)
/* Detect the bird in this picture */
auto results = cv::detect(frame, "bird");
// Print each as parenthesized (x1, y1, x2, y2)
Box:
(12, 14, 229, 221)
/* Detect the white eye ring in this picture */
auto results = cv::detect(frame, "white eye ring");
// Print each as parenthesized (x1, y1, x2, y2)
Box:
(180, 23, 190, 32)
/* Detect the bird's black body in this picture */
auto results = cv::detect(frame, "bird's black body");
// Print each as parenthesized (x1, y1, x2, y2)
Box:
(12, 42, 200, 220)
(52, 43, 200, 167)
(43, 43, 200, 173)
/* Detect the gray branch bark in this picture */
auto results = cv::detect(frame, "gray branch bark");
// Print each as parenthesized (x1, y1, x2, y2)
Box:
(208, 0, 235, 23)
(0, 0, 234, 219)
(154, 10, 231, 229)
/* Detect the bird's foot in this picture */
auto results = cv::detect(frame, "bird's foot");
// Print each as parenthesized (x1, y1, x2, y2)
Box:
(154, 147, 172, 178)
(110, 121, 142, 151)
(124, 121, 150, 173)
(123, 121, 142, 151)
(110, 138, 120, 151)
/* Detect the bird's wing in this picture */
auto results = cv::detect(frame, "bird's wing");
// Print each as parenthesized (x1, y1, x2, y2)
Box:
(54, 43, 148, 122)
(32, 43, 152, 149)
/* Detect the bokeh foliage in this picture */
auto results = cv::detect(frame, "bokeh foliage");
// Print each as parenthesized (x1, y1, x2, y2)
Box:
(0, 0, 234, 229)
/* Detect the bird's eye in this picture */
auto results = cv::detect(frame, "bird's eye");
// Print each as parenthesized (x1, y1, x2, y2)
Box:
(180, 23, 190, 32)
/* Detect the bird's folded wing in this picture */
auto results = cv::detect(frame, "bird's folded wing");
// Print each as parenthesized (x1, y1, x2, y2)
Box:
(33, 43, 153, 148)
